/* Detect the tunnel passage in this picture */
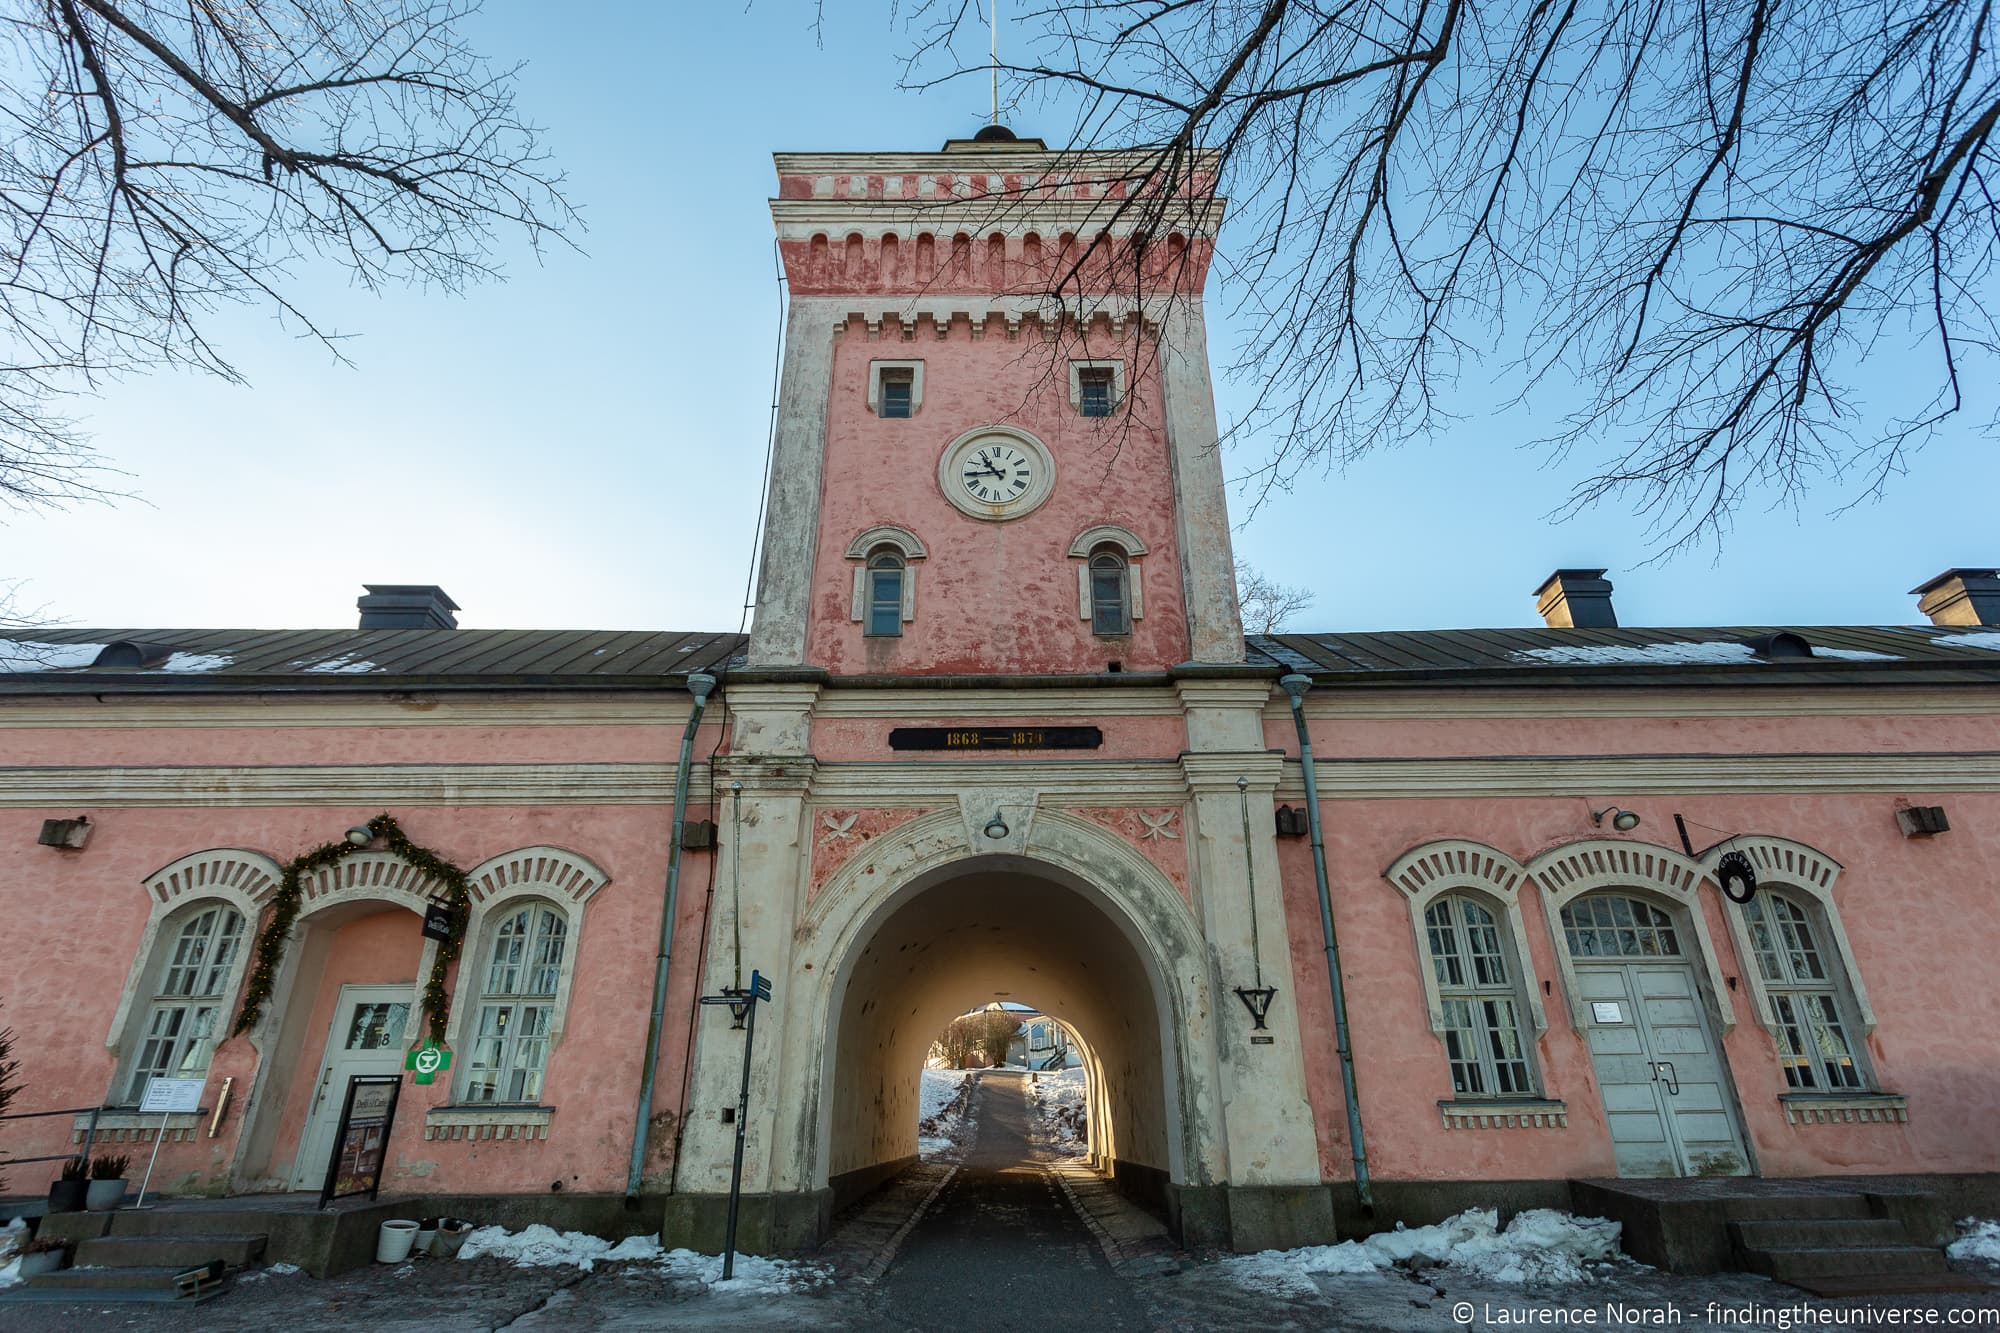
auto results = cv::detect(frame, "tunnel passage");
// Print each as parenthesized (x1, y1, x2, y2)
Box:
(823, 861, 1177, 1212)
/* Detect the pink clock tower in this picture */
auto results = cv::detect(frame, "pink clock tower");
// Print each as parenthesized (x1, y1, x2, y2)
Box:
(748, 129, 1244, 676)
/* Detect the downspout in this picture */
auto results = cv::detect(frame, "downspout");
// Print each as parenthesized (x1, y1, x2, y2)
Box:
(1278, 673, 1373, 1213)
(627, 670, 718, 1202)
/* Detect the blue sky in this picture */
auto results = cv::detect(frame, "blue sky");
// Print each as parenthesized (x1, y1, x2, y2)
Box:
(3, 4, 1993, 635)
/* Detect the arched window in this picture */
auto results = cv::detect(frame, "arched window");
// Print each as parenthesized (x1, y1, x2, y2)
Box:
(866, 550, 906, 637)
(1560, 893, 1683, 957)
(1740, 893, 1866, 1090)
(1089, 549, 1130, 635)
(124, 905, 245, 1102)
(462, 902, 568, 1104)
(1424, 895, 1535, 1096)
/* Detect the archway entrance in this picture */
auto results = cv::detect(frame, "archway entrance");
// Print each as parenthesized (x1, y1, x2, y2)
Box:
(820, 857, 1183, 1218)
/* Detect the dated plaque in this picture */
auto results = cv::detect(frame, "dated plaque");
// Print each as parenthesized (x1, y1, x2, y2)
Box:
(889, 726, 1103, 751)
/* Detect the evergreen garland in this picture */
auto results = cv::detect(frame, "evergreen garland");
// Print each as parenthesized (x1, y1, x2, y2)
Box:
(233, 814, 471, 1041)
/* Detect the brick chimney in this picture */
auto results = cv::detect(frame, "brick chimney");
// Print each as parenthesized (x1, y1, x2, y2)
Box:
(356, 584, 460, 630)
(1911, 568, 2000, 627)
(1534, 569, 1618, 629)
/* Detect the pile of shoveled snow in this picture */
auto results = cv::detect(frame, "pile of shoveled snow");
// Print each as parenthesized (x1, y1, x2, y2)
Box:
(1223, 1208, 1623, 1295)
(1028, 1067, 1088, 1157)
(459, 1224, 829, 1292)
(1949, 1218, 2000, 1263)
(0, 1217, 27, 1289)
(919, 1067, 975, 1158)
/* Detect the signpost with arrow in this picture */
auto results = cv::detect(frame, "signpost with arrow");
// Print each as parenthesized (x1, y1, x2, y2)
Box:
(699, 969, 772, 1281)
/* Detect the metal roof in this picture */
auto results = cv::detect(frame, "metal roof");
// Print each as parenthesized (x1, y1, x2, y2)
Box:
(0, 627, 747, 693)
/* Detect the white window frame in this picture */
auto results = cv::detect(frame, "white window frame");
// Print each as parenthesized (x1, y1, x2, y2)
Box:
(1424, 893, 1539, 1097)
(460, 900, 567, 1105)
(1067, 359, 1125, 414)
(1068, 524, 1146, 627)
(845, 525, 925, 626)
(121, 903, 250, 1103)
(1385, 841, 1551, 1060)
(867, 360, 925, 417)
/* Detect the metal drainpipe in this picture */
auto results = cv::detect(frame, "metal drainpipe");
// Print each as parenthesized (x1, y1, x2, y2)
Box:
(626, 671, 718, 1202)
(1279, 673, 1374, 1212)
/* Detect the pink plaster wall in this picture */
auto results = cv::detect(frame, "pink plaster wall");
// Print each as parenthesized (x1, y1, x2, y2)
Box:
(804, 324, 1189, 675)
(1279, 788, 2000, 1184)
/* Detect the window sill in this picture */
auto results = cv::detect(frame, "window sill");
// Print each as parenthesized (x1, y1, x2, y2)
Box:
(424, 1105, 555, 1142)
(1779, 1092, 1907, 1125)
(1437, 1098, 1568, 1129)
(72, 1110, 208, 1144)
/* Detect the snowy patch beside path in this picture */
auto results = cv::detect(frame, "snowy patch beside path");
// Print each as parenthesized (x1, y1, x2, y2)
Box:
(1950, 1218, 2000, 1263)
(458, 1223, 829, 1293)
(0, 1217, 27, 1289)
(1028, 1067, 1088, 1159)
(1221, 1208, 1624, 1296)
(919, 1068, 975, 1158)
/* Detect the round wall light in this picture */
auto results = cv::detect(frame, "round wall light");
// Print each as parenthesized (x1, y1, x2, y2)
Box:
(345, 825, 374, 846)
(1590, 807, 1642, 832)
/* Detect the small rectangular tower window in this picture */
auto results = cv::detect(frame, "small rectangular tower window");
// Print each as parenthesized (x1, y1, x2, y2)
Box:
(1078, 368, 1114, 417)
(867, 553, 905, 637)
(879, 369, 914, 418)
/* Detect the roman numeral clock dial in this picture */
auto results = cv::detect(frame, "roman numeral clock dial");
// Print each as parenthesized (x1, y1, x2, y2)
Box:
(939, 428, 1055, 521)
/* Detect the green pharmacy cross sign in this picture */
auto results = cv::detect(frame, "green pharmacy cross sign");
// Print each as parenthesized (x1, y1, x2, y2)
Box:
(405, 1039, 453, 1085)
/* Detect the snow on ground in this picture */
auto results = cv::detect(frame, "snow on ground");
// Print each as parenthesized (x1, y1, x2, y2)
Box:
(1027, 1067, 1088, 1158)
(458, 1223, 829, 1294)
(919, 1067, 975, 1158)
(1949, 1218, 2000, 1263)
(0, 1217, 26, 1289)
(1220, 1208, 1624, 1297)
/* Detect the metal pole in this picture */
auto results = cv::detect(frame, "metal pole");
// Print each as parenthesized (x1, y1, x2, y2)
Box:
(721, 989, 757, 1281)
(133, 1110, 170, 1209)
(79, 1104, 100, 1167)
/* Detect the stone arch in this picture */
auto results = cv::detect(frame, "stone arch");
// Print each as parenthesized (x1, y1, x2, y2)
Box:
(1384, 840, 1546, 1036)
(1065, 524, 1148, 559)
(1526, 838, 1735, 1033)
(1698, 834, 1875, 1034)
(844, 524, 928, 561)
(773, 806, 1220, 1207)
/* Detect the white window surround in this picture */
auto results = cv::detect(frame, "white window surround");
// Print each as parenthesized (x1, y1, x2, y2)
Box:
(867, 360, 925, 416)
(442, 846, 608, 1055)
(1384, 840, 1549, 1041)
(1069, 524, 1146, 625)
(1698, 835, 1875, 1036)
(1526, 838, 1736, 1034)
(1067, 359, 1125, 412)
(106, 848, 281, 1083)
(846, 526, 925, 625)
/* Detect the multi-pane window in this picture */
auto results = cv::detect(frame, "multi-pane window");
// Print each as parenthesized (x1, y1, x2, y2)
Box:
(879, 369, 914, 418)
(1560, 894, 1682, 957)
(1089, 551, 1129, 635)
(463, 905, 566, 1104)
(866, 551, 905, 637)
(1078, 368, 1114, 417)
(1423, 895, 1534, 1097)
(125, 906, 244, 1102)
(1741, 894, 1865, 1090)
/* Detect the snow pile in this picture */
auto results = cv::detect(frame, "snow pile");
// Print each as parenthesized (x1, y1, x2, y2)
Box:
(1223, 1208, 1623, 1295)
(1028, 1067, 1088, 1157)
(457, 1223, 827, 1292)
(1949, 1218, 2000, 1263)
(0, 1217, 27, 1289)
(919, 1068, 975, 1158)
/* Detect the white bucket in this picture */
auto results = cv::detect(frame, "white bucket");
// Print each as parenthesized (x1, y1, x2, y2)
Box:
(376, 1219, 420, 1263)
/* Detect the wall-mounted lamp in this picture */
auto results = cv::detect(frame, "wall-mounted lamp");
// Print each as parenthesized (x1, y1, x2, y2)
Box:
(344, 825, 375, 846)
(983, 812, 1010, 840)
(1591, 807, 1642, 832)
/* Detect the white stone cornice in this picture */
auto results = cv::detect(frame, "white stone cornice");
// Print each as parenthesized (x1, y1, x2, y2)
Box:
(812, 687, 1179, 719)
(829, 295, 1164, 340)
(1266, 751, 2000, 799)
(0, 763, 706, 807)
(712, 754, 820, 796)
(1179, 751, 1284, 793)
(0, 696, 713, 729)
(1266, 686, 2000, 720)
(1174, 679, 1276, 709)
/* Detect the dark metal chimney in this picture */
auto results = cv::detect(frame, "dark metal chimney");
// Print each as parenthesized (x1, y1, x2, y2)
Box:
(1911, 568, 2000, 627)
(1534, 568, 1618, 629)
(357, 584, 460, 630)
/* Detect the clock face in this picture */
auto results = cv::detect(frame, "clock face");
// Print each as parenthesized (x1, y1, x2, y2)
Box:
(939, 428, 1055, 520)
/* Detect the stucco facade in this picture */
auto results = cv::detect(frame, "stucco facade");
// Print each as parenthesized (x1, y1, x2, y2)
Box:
(3, 131, 1998, 1255)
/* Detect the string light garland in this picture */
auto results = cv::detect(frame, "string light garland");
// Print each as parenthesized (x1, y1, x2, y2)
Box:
(233, 814, 471, 1040)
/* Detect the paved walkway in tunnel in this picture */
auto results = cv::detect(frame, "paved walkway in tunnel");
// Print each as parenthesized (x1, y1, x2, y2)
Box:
(870, 1071, 1155, 1331)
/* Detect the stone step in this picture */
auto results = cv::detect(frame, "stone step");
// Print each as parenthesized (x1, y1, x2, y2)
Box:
(25, 1261, 228, 1300)
(1729, 1217, 1909, 1250)
(1738, 1244, 1949, 1280)
(92, 1209, 290, 1238)
(76, 1233, 267, 1268)
(1718, 1193, 1875, 1222)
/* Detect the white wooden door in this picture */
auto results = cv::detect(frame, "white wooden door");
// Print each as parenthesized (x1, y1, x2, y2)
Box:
(1579, 962, 1748, 1177)
(290, 985, 415, 1190)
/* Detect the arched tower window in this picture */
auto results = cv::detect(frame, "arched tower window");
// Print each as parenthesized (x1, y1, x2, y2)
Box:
(1424, 894, 1536, 1096)
(867, 550, 906, 637)
(1741, 893, 1866, 1090)
(462, 901, 568, 1104)
(1089, 549, 1130, 636)
(125, 904, 245, 1101)
(845, 525, 925, 635)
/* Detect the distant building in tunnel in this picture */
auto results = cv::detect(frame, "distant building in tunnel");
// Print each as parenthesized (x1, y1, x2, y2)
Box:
(3, 129, 2000, 1261)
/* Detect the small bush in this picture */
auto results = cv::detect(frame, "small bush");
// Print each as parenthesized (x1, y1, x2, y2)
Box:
(91, 1153, 131, 1180)
(59, 1157, 88, 1180)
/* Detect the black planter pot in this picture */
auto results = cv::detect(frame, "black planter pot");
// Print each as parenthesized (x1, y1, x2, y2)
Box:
(47, 1178, 88, 1213)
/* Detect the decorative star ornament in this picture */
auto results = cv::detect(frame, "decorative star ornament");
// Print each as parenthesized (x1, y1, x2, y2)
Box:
(1138, 811, 1180, 841)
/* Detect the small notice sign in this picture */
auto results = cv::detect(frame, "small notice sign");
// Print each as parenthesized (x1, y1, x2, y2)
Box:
(1591, 1001, 1626, 1024)
(139, 1076, 205, 1114)
(421, 902, 454, 942)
